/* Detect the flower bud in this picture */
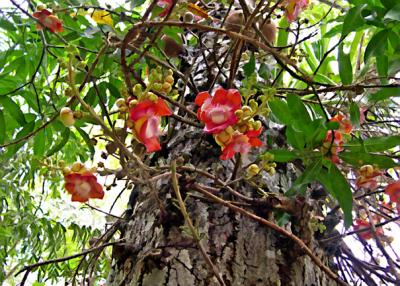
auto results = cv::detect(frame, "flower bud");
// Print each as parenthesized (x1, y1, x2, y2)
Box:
(165, 75, 174, 84)
(133, 84, 142, 95)
(184, 12, 194, 22)
(162, 82, 172, 93)
(62, 167, 71, 175)
(115, 98, 126, 108)
(253, 120, 262, 131)
(60, 107, 75, 127)
(246, 164, 260, 178)
(64, 87, 73, 97)
(71, 162, 85, 173)
(242, 105, 253, 116)
(73, 110, 83, 119)
(128, 99, 138, 108)
(148, 92, 158, 102)
(360, 165, 374, 177)
(235, 109, 243, 118)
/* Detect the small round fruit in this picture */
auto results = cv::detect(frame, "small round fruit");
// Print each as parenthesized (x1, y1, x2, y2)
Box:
(161, 35, 184, 58)
(261, 21, 277, 44)
(225, 11, 244, 33)
(60, 107, 75, 127)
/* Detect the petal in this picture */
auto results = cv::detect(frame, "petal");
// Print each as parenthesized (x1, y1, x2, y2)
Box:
(32, 11, 42, 18)
(249, 137, 263, 147)
(140, 116, 160, 140)
(220, 145, 235, 160)
(71, 193, 89, 203)
(212, 87, 228, 105)
(143, 137, 161, 152)
(226, 89, 242, 108)
(89, 182, 105, 199)
(204, 122, 229, 134)
(130, 100, 154, 121)
(65, 182, 76, 194)
(195, 91, 211, 106)
(154, 98, 172, 116)
(246, 127, 263, 138)
(41, 9, 52, 16)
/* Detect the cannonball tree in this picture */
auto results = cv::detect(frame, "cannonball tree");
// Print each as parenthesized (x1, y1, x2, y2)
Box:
(0, 0, 399, 285)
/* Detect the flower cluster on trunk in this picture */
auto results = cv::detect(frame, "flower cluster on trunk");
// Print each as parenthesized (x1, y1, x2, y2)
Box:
(195, 87, 263, 160)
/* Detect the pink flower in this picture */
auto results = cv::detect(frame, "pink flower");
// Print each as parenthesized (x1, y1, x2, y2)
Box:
(322, 130, 343, 163)
(353, 218, 384, 241)
(330, 113, 352, 134)
(284, 0, 309, 22)
(385, 180, 400, 214)
(355, 165, 381, 190)
(32, 9, 63, 33)
(129, 98, 172, 152)
(158, 0, 173, 17)
(220, 128, 263, 160)
(195, 87, 242, 134)
(64, 172, 104, 203)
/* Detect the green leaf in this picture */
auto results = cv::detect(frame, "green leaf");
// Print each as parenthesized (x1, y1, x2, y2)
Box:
(243, 54, 256, 77)
(286, 126, 305, 150)
(3, 120, 35, 159)
(286, 94, 312, 132)
(287, 158, 322, 196)
(0, 96, 26, 126)
(317, 162, 353, 227)
(75, 126, 95, 158)
(342, 6, 365, 36)
(384, 4, 400, 21)
(349, 102, 361, 127)
(268, 99, 292, 125)
(33, 128, 46, 157)
(46, 128, 70, 157)
(368, 87, 400, 101)
(267, 149, 299, 162)
(338, 44, 353, 85)
(0, 109, 5, 144)
(376, 55, 389, 82)
(346, 136, 397, 153)
(340, 151, 397, 169)
(277, 17, 289, 47)
(364, 30, 388, 63)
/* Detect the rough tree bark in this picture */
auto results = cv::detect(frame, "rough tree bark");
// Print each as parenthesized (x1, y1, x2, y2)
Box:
(106, 125, 338, 286)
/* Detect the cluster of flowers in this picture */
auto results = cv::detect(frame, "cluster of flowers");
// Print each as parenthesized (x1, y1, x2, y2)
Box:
(321, 113, 352, 164)
(117, 69, 174, 153)
(354, 172, 400, 240)
(195, 88, 263, 160)
(63, 162, 104, 203)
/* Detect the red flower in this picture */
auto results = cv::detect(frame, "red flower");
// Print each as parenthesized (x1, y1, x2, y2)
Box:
(330, 113, 352, 134)
(158, 0, 173, 17)
(195, 87, 242, 134)
(129, 98, 172, 152)
(322, 130, 343, 163)
(64, 172, 104, 203)
(353, 218, 384, 240)
(284, 0, 309, 22)
(385, 180, 400, 214)
(220, 128, 263, 160)
(355, 165, 381, 190)
(32, 9, 63, 33)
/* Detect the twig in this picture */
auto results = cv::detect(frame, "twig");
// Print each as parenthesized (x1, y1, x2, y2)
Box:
(170, 160, 226, 286)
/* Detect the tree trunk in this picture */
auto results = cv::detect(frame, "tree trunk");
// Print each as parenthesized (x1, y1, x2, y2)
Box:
(106, 127, 338, 286)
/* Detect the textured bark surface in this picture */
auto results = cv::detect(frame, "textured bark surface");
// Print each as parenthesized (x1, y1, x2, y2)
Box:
(106, 126, 338, 286)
